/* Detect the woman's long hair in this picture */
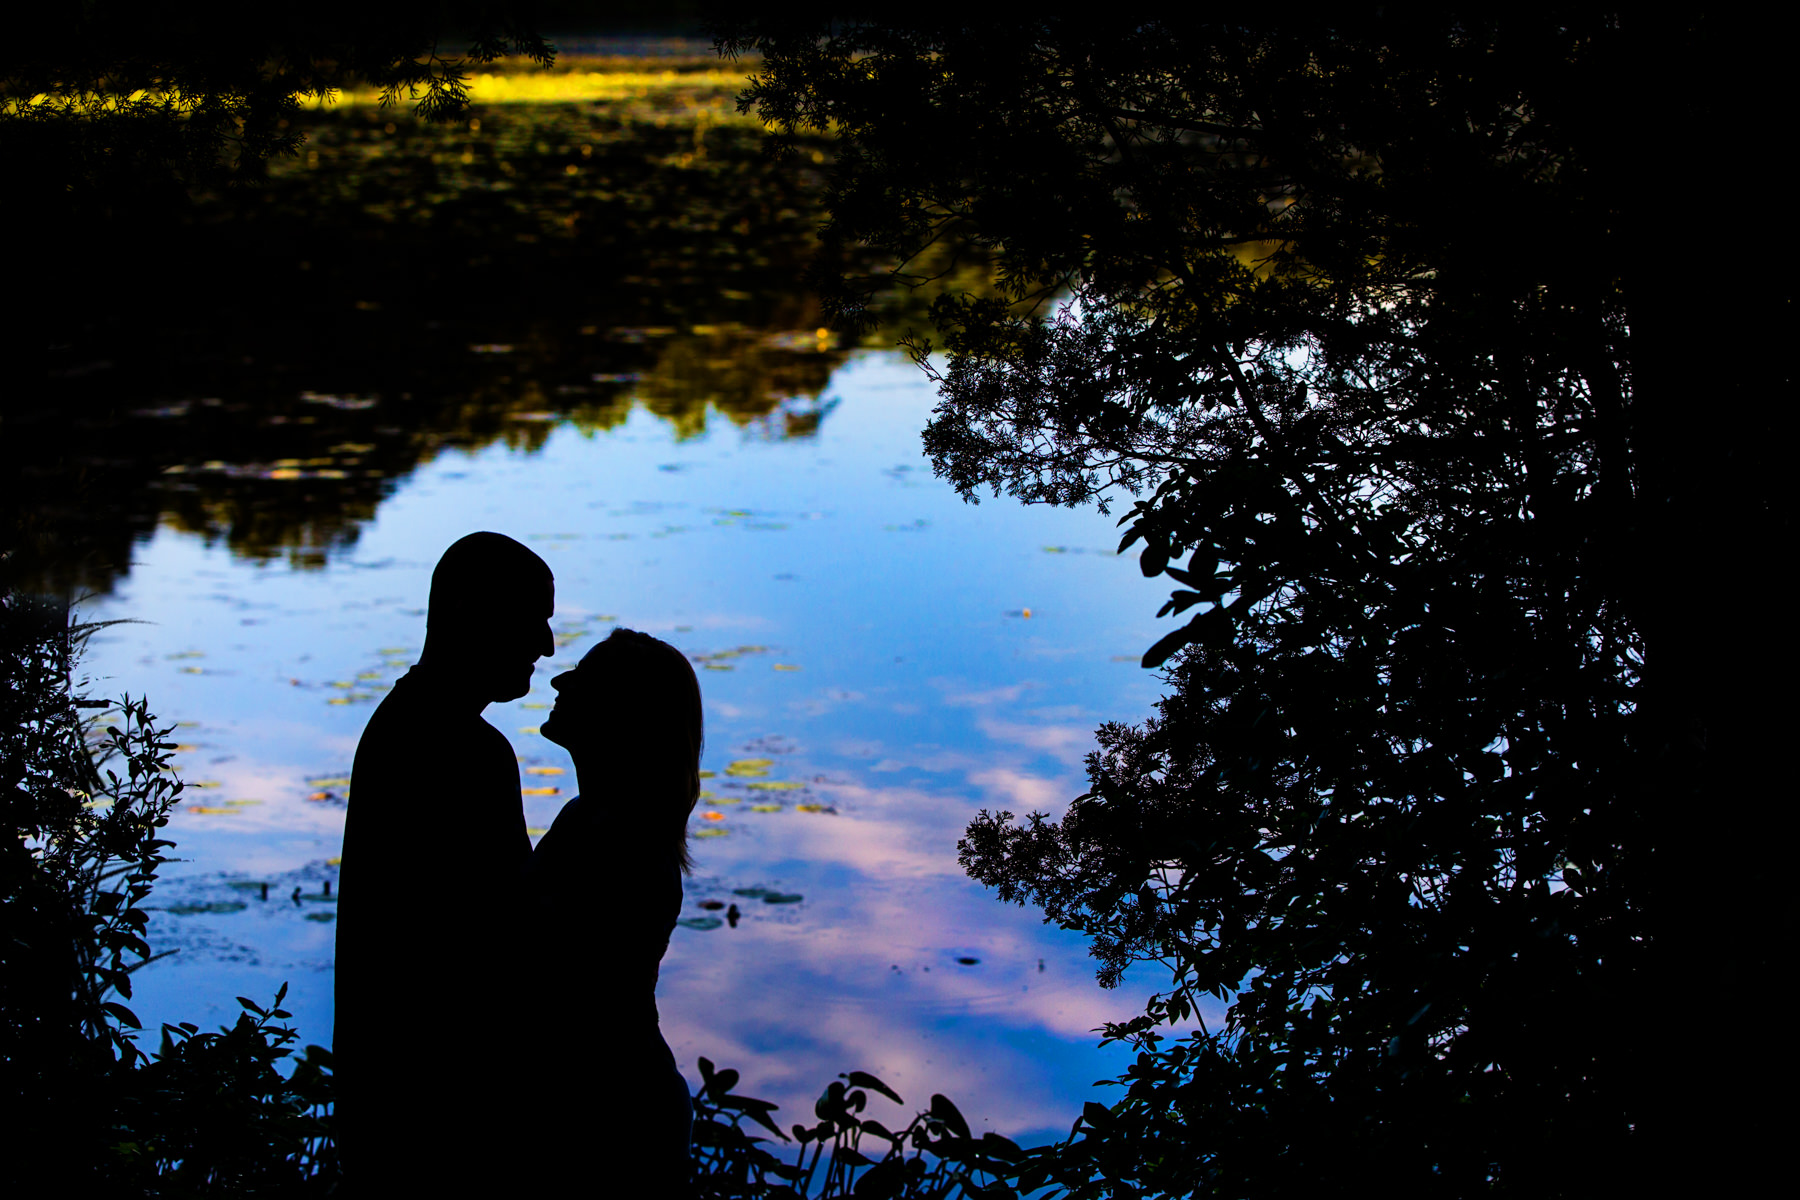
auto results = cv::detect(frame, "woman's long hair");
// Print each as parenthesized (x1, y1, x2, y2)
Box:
(573, 628, 703, 874)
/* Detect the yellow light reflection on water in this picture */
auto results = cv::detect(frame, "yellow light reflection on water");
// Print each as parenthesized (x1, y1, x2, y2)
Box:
(307, 68, 759, 112)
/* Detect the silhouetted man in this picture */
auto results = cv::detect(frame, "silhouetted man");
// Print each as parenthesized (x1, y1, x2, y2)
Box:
(334, 532, 553, 1195)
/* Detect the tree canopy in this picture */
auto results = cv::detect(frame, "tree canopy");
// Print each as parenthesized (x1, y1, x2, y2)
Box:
(725, 11, 1789, 1196)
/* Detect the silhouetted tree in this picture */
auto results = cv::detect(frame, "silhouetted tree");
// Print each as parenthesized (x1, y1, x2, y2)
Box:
(724, 11, 1790, 1196)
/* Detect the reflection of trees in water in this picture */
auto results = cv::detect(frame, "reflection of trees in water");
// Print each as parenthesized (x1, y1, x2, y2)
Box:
(8, 91, 1010, 595)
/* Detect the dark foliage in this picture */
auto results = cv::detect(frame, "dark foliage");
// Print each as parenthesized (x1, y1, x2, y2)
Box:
(724, 11, 1790, 1197)
(1, 591, 336, 1194)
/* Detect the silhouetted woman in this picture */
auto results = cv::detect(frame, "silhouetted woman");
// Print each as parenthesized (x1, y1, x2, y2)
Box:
(529, 627, 702, 1191)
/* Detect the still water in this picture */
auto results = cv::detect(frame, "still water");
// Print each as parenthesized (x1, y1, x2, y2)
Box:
(80, 350, 1179, 1146)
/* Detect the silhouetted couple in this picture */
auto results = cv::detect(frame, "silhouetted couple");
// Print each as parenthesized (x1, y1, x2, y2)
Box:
(334, 532, 703, 1196)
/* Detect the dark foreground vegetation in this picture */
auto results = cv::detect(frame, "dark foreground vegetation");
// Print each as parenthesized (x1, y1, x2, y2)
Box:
(725, 9, 1790, 1198)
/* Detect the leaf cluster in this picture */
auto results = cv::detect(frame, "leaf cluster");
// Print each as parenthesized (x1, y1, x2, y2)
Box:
(691, 1059, 1032, 1199)
(2, 590, 335, 1194)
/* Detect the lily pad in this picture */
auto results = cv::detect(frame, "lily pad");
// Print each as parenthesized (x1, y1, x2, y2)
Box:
(678, 916, 724, 930)
(163, 901, 248, 916)
(746, 781, 803, 791)
(749, 804, 783, 813)
(694, 828, 729, 838)
(762, 892, 803, 905)
(525, 766, 565, 776)
(305, 912, 336, 923)
(724, 759, 774, 777)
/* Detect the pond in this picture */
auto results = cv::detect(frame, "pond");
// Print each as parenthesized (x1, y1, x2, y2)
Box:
(76, 349, 1183, 1146)
(37, 51, 1203, 1151)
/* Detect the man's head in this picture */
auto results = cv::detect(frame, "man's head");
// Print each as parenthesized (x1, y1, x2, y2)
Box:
(422, 532, 554, 703)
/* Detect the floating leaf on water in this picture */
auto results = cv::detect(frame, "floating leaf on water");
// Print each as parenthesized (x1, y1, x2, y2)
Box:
(172, 744, 200, 753)
(703, 663, 735, 671)
(522, 786, 561, 796)
(525, 766, 565, 776)
(222, 799, 264, 807)
(773, 664, 801, 671)
(307, 791, 339, 802)
(796, 804, 835, 814)
(377, 647, 410, 655)
(699, 899, 725, 911)
(326, 697, 352, 706)
(749, 804, 783, 813)
(708, 796, 739, 805)
(732, 887, 771, 898)
(694, 828, 728, 838)
(330, 681, 356, 689)
(355, 672, 384, 681)
(325, 857, 342, 866)
(526, 827, 549, 837)
(724, 759, 774, 777)
(520, 702, 549, 710)
(307, 778, 352, 788)
(701, 811, 725, 821)
(746, 781, 804, 791)
(228, 881, 271, 892)
(189, 781, 223, 789)
(956, 956, 980, 966)
(677, 916, 724, 930)
(697, 770, 716, 779)
(305, 912, 336, 923)
(180, 666, 205, 675)
(187, 806, 241, 814)
(164, 900, 248, 916)
(165, 651, 205, 660)
(519, 727, 541, 735)
(762, 892, 803, 904)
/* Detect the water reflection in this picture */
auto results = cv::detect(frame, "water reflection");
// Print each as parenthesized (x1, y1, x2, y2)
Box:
(9, 63, 1006, 595)
(26, 55, 1168, 1150)
(81, 352, 1178, 1147)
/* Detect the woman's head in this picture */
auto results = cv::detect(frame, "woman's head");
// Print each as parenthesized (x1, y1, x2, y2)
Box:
(541, 628, 703, 872)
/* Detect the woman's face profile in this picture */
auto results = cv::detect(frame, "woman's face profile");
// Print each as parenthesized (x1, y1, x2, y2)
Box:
(539, 646, 608, 751)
